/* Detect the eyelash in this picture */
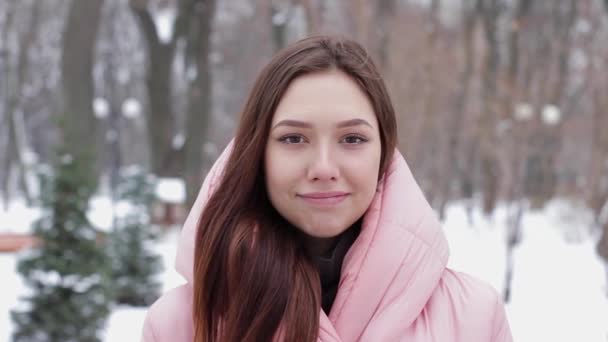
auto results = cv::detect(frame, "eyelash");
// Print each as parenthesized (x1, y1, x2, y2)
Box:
(342, 134, 368, 144)
(277, 134, 369, 145)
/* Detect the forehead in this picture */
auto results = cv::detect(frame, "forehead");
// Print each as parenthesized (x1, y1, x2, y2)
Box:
(271, 70, 378, 127)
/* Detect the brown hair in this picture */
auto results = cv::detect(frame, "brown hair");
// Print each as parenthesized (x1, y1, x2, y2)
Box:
(193, 35, 397, 342)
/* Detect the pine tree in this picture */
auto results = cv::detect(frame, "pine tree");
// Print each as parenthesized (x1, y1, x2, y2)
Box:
(108, 167, 163, 306)
(11, 149, 112, 342)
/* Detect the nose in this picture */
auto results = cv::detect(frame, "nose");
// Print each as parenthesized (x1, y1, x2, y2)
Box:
(306, 145, 339, 182)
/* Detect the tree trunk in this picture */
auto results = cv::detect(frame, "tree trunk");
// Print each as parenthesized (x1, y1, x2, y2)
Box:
(503, 246, 514, 302)
(419, 0, 440, 210)
(374, 0, 396, 69)
(268, 0, 293, 52)
(0, 0, 17, 206)
(502, 0, 533, 205)
(61, 0, 104, 181)
(504, 200, 524, 303)
(2, 0, 42, 204)
(103, 0, 125, 229)
(537, 0, 577, 203)
(130, 2, 179, 177)
(184, 0, 216, 207)
(300, 0, 323, 35)
(479, 0, 502, 215)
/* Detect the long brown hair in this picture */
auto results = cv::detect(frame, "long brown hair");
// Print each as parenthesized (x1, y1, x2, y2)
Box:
(193, 35, 398, 342)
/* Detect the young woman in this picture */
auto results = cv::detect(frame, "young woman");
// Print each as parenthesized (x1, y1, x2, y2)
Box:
(141, 35, 513, 342)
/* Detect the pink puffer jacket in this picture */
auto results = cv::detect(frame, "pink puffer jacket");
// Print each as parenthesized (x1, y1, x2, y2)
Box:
(141, 141, 513, 341)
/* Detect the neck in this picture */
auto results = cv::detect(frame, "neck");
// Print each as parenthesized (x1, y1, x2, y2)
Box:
(304, 235, 340, 258)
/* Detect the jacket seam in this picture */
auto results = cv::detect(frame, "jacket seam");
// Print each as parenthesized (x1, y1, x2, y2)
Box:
(332, 189, 386, 327)
(147, 313, 159, 342)
(490, 290, 500, 340)
(356, 209, 444, 340)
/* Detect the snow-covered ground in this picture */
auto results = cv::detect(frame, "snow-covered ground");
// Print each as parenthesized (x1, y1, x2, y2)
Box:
(102, 228, 186, 342)
(443, 201, 608, 342)
(1, 199, 607, 341)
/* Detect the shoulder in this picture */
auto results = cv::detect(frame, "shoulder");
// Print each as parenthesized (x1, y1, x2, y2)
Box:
(141, 284, 194, 342)
(438, 269, 501, 307)
(427, 269, 513, 341)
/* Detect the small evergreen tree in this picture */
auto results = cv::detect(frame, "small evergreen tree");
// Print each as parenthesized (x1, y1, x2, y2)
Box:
(108, 167, 163, 306)
(11, 149, 112, 342)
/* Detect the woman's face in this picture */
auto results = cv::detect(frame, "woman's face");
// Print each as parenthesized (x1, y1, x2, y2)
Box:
(264, 70, 382, 241)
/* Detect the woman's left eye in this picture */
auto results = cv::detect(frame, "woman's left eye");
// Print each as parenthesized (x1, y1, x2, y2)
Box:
(341, 135, 368, 144)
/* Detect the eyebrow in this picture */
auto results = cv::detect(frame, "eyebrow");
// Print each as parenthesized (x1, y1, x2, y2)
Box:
(272, 118, 373, 130)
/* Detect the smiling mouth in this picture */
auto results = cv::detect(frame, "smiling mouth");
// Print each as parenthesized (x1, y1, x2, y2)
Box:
(296, 192, 350, 206)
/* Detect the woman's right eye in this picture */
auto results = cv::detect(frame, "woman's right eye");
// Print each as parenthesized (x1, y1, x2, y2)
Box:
(278, 135, 306, 144)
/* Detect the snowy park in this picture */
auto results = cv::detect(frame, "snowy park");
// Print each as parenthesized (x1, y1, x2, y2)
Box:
(1, 197, 607, 341)
(2, 0, 608, 341)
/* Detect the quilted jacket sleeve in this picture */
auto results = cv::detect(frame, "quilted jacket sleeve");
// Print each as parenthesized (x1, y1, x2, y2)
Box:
(491, 294, 513, 342)
(140, 309, 157, 342)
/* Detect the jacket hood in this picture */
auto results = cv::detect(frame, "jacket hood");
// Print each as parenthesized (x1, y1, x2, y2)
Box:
(174, 139, 450, 341)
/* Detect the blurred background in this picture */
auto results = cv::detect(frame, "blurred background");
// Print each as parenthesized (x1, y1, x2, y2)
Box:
(0, 0, 607, 341)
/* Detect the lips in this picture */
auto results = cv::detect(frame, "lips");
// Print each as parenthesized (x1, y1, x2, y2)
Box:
(297, 191, 350, 206)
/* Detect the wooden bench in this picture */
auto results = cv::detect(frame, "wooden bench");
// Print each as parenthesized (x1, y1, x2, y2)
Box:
(0, 233, 39, 253)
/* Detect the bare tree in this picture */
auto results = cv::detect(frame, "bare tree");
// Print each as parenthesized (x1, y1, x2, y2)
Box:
(130, 0, 181, 178)
(130, 0, 216, 206)
(300, 0, 323, 35)
(61, 0, 105, 180)
(1, 0, 18, 206)
(501, 0, 534, 304)
(183, 0, 217, 206)
(439, 0, 481, 221)
(478, 0, 503, 215)
(589, 1, 608, 290)
(1, 0, 43, 205)
(418, 0, 442, 213)
(537, 0, 577, 203)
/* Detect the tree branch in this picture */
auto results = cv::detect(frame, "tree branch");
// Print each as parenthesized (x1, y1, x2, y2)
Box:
(129, 0, 162, 51)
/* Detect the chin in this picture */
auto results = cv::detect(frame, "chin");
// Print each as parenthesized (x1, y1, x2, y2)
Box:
(303, 223, 349, 238)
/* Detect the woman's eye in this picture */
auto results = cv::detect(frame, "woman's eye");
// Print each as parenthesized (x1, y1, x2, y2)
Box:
(342, 135, 368, 144)
(278, 135, 306, 144)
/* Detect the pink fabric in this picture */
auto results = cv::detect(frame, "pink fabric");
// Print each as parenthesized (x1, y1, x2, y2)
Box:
(142, 140, 513, 341)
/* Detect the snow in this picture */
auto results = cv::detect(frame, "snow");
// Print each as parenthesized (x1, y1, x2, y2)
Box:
(1, 228, 185, 342)
(22, 149, 38, 165)
(60, 153, 73, 165)
(514, 103, 534, 122)
(155, 178, 186, 204)
(121, 98, 142, 119)
(1, 194, 147, 235)
(102, 306, 147, 341)
(0, 199, 41, 234)
(542, 104, 561, 126)
(88, 196, 143, 233)
(153, 7, 177, 44)
(172, 133, 185, 150)
(571, 48, 588, 70)
(443, 202, 608, 342)
(0, 253, 27, 340)
(186, 65, 198, 81)
(507, 212, 607, 342)
(575, 18, 591, 35)
(1, 200, 607, 341)
(272, 5, 289, 26)
(93, 98, 110, 119)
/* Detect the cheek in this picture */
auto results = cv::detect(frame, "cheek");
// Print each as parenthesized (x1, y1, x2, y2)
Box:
(349, 148, 382, 189)
(354, 166, 380, 203)
(264, 147, 297, 196)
